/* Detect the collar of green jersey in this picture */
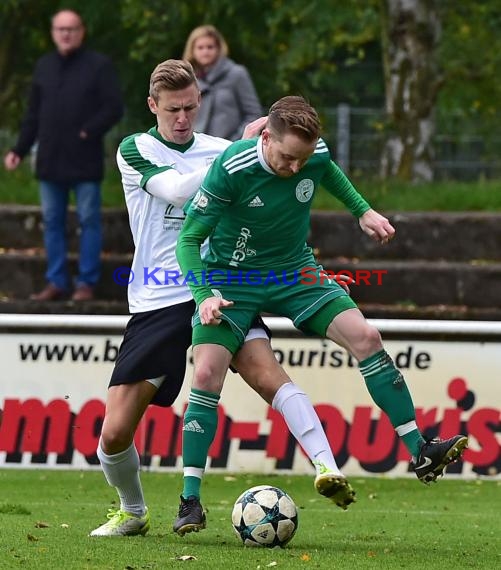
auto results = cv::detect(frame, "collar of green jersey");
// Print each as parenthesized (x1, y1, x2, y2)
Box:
(148, 127, 195, 152)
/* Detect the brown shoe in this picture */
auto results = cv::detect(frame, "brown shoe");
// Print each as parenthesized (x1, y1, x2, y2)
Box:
(30, 283, 67, 301)
(71, 284, 94, 301)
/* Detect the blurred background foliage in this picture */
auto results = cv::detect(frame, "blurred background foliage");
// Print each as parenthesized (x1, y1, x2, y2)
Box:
(0, 0, 500, 182)
(2, 0, 499, 129)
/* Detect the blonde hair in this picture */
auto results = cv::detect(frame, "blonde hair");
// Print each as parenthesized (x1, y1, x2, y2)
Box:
(182, 25, 229, 69)
(149, 59, 198, 102)
(268, 96, 321, 142)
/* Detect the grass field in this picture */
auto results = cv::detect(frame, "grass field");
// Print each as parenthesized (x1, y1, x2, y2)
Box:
(2, 163, 501, 211)
(0, 470, 499, 569)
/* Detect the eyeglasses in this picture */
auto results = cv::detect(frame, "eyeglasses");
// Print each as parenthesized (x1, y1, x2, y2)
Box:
(52, 26, 82, 33)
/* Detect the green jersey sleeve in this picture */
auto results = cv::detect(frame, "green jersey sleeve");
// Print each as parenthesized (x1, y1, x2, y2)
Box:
(176, 216, 214, 305)
(321, 161, 371, 218)
(178, 155, 236, 304)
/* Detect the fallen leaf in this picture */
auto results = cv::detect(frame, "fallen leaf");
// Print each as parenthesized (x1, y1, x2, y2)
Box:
(27, 534, 39, 542)
(176, 555, 197, 561)
(35, 521, 50, 528)
(300, 553, 311, 561)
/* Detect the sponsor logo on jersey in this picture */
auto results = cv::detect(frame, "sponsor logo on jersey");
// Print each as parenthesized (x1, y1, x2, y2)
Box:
(163, 204, 185, 231)
(247, 195, 264, 207)
(192, 190, 209, 212)
(229, 227, 252, 267)
(295, 179, 314, 203)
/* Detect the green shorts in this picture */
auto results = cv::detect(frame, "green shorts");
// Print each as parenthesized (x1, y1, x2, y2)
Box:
(192, 266, 358, 353)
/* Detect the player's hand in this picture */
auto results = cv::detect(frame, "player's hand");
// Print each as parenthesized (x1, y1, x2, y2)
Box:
(241, 116, 268, 139)
(335, 273, 351, 294)
(359, 208, 395, 244)
(4, 151, 21, 171)
(199, 296, 234, 326)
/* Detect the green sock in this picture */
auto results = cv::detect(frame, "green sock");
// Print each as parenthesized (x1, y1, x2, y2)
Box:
(182, 388, 220, 499)
(183, 476, 202, 499)
(359, 349, 425, 457)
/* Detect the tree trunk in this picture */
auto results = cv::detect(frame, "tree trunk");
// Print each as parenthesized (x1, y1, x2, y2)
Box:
(379, 0, 443, 182)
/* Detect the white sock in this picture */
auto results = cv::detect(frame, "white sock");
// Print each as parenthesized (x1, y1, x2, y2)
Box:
(272, 382, 342, 476)
(97, 439, 146, 517)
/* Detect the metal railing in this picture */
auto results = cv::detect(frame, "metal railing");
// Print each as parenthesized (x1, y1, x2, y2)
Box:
(323, 105, 501, 180)
(1, 314, 501, 338)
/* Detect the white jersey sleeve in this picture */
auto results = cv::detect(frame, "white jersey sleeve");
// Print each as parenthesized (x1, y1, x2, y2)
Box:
(117, 129, 230, 313)
(145, 167, 208, 208)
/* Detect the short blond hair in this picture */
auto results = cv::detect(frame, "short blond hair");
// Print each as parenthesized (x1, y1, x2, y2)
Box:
(149, 59, 198, 102)
(268, 96, 321, 142)
(182, 25, 229, 69)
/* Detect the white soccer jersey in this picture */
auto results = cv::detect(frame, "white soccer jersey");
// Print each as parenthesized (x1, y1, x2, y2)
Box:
(117, 127, 230, 312)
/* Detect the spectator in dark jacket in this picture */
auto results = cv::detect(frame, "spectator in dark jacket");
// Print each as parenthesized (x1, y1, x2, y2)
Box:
(3, 9, 123, 301)
(183, 25, 262, 141)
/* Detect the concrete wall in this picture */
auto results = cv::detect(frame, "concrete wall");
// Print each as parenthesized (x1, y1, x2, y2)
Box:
(0, 206, 499, 317)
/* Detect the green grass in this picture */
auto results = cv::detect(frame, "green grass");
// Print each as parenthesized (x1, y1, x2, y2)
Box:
(314, 178, 501, 212)
(2, 163, 501, 211)
(0, 469, 499, 569)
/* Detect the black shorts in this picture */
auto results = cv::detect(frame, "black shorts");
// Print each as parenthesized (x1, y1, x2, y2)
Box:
(109, 302, 272, 406)
(109, 300, 195, 407)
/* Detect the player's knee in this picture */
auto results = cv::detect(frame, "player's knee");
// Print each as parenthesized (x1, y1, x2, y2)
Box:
(242, 366, 280, 405)
(359, 324, 383, 358)
(100, 425, 134, 455)
(193, 364, 224, 392)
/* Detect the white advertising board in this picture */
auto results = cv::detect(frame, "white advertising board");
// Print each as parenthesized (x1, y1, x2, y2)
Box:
(0, 325, 499, 479)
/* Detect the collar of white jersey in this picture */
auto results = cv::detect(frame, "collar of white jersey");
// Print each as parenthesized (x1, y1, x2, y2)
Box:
(256, 135, 276, 175)
(148, 126, 195, 153)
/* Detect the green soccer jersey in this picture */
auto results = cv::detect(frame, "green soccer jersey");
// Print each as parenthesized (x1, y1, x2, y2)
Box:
(185, 136, 370, 273)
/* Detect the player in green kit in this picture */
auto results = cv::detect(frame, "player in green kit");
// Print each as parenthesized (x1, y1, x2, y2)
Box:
(173, 95, 468, 535)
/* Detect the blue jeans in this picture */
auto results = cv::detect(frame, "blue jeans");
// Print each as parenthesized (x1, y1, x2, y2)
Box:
(39, 180, 102, 290)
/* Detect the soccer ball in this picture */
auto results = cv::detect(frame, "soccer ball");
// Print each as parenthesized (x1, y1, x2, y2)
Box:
(231, 485, 298, 547)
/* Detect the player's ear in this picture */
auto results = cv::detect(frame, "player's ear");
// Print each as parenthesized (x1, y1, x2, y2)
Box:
(147, 96, 157, 115)
(261, 129, 270, 145)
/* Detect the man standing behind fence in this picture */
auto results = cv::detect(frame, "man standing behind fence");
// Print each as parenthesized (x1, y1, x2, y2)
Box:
(3, 9, 123, 301)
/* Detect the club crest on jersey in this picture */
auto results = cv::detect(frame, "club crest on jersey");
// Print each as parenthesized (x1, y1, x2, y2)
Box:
(295, 179, 314, 203)
(192, 190, 209, 212)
